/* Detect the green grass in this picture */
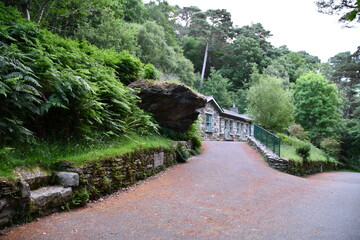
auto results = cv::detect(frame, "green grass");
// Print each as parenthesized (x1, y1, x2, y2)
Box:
(278, 133, 336, 163)
(281, 143, 333, 162)
(280, 144, 302, 162)
(0, 134, 173, 178)
(62, 136, 172, 164)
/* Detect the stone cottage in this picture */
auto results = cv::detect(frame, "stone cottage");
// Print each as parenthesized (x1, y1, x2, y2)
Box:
(199, 96, 253, 141)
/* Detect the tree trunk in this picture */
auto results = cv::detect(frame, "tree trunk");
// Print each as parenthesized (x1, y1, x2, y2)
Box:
(200, 41, 209, 89)
(20, 0, 31, 20)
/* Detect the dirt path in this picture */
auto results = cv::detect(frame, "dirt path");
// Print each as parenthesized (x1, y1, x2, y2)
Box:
(2, 141, 360, 240)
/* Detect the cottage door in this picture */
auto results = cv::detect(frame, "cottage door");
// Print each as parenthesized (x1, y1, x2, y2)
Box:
(224, 120, 229, 140)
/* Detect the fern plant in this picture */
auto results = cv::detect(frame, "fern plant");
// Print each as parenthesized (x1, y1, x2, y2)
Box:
(0, 46, 42, 143)
(0, 3, 158, 144)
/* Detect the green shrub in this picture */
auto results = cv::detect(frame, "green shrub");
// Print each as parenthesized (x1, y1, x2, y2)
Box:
(287, 123, 309, 140)
(296, 143, 311, 162)
(186, 121, 202, 154)
(277, 133, 304, 146)
(142, 63, 159, 80)
(176, 145, 190, 163)
(159, 127, 188, 141)
(115, 51, 143, 85)
(190, 136, 202, 155)
(320, 137, 341, 159)
(159, 121, 202, 154)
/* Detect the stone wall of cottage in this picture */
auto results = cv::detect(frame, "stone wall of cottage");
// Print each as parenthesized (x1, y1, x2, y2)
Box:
(199, 102, 252, 141)
(199, 102, 221, 140)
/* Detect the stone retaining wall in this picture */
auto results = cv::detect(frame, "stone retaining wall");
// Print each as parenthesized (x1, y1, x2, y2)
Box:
(247, 136, 288, 171)
(247, 136, 338, 176)
(0, 142, 191, 229)
(287, 159, 338, 176)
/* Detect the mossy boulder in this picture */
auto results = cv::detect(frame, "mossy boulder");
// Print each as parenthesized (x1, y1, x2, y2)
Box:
(129, 80, 206, 131)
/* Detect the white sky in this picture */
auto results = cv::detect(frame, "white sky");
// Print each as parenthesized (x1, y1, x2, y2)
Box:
(164, 0, 359, 62)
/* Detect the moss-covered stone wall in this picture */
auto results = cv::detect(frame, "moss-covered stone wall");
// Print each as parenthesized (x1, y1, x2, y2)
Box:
(0, 143, 191, 229)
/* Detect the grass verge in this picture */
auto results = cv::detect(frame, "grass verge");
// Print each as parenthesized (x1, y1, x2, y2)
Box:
(278, 133, 337, 163)
(281, 143, 334, 162)
(0, 134, 173, 178)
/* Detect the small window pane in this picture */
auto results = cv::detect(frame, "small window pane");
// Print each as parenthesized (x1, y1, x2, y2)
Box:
(205, 114, 213, 132)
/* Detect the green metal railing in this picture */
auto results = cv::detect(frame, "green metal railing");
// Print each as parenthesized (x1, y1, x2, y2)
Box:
(253, 124, 280, 156)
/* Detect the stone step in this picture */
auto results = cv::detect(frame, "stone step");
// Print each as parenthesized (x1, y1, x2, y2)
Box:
(14, 167, 52, 190)
(30, 186, 72, 214)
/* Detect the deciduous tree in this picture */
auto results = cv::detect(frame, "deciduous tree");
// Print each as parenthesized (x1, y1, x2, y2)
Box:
(247, 76, 294, 132)
(294, 72, 342, 144)
(201, 68, 233, 108)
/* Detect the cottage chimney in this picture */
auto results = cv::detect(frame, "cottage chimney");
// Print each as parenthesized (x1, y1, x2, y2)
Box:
(230, 104, 238, 113)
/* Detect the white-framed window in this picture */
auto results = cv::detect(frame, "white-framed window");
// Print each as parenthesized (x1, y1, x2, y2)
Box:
(237, 122, 240, 135)
(230, 120, 233, 135)
(205, 114, 213, 132)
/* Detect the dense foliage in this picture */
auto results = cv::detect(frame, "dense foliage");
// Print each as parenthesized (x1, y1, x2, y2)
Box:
(201, 68, 233, 108)
(0, 3, 157, 144)
(247, 76, 294, 132)
(294, 72, 342, 144)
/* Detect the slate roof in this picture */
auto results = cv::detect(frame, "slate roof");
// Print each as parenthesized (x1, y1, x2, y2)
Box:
(222, 109, 253, 121)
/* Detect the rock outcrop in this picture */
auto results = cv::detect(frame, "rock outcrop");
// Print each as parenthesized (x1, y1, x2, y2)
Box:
(129, 80, 206, 131)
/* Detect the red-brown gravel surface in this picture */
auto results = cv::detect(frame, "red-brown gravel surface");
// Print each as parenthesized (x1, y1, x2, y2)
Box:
(2, 141, 360, 240)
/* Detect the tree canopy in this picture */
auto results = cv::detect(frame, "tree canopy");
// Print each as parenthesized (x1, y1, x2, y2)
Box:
(294, 72, 343, 143)
(316, 0, 360, 25)
(247, 76, 294, 132)
(328, 50, 360, 118)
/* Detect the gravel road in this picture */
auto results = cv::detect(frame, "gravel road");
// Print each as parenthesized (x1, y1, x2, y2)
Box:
(2, 141, 360, 240)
